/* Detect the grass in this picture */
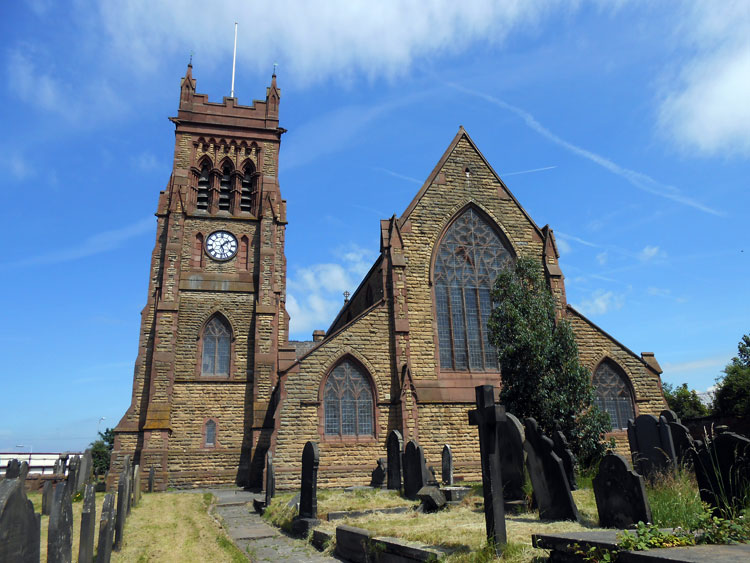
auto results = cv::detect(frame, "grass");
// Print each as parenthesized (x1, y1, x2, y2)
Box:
(645, 468, 704, 529)
(27, 490, 246, 562)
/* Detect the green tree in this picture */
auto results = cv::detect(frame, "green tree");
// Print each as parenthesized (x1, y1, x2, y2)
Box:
(662, 383, 709, 419)
(487, 257, 610, 467)
(713, 333, 750, 417)
(90, 427, 115, 476)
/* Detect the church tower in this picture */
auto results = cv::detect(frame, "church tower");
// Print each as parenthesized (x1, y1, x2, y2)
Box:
(109, 65, 290, 490)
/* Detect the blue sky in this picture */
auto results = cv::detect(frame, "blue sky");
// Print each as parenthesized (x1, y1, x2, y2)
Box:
(1, 1, 749, 453)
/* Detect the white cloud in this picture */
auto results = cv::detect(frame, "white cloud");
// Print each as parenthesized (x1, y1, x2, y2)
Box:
(658, 2, 750, 156)
(450, 83, 723, 216)
(573, 289, 624, 316)
(0, 217, 154, 269)
(662, 355, 729, 376)
(132, 153, 160, 171)
(556, 237, 572, 256)
(596, 251, 608, 265)
(1, 152, 33, 181)
(639, 245, 666, 262)
(287, 244, 377, 338)
(647, 286, 671, 298)
(93, 1, 560, 84)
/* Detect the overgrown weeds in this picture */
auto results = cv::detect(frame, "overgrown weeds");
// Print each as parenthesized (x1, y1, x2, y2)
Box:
(645, 467, 704, 528)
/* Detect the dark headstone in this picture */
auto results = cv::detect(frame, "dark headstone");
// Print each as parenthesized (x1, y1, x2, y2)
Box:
(292, 441, 320, 536)
(265, 452, 276, 506)
(132, 465, 141, 507)
(468, 385, 508, 555)
(524, 417, 580, 522)
(78, 483, 96, 563)
(593, 453, 652, 528)
(441, 445, 453, 486)
(442, 486, 471, 503)
(67, 455, 81, 493)
(498, 412, 526, 501)
(48, 481, 74, 563)
(6, 459, 21, 479)
(369, 458, 387, 488)
(551, 428, 577, 490)
(42, 480, 54, 516)
(386, 429, 404, 491)
(79, 449, 93, 492)
(660, 409, 679, 423)
(402, 440, 429, 500)
(627, 414, 676, 477)
(95, 493, 116, 563)
(19, 462, 29, 482)
(148, 467, 155, 493)
(668, 421, 694, 467)
(113, 468, 130, 551)
(0, 476, 40, 563)
(416, 486, 446, 512)
(693, 431, 750, 514)
(427, 466, 439, 486)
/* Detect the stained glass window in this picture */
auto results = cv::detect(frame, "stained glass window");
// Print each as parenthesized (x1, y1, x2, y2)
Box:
(202, 316, 231, 377)
(205, 420, 216, 447)
(324, 359, 374, 436)
(593, 360, 635, 430)
(434, 208, 512, 371)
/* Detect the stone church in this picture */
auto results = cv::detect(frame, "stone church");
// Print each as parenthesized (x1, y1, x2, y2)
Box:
(109, 66, 667, 490)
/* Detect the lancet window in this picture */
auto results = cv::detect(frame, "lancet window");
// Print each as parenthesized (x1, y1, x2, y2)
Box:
(196, 163, 211, 211)
(323, 359, 374, 437)
(201, 316, 231, 377)
(218, 165, 232, 211)
(241, 162, 256, 213)
(593, 359, 635, 430)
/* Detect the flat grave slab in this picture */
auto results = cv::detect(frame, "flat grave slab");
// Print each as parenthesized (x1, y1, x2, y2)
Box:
(533, 530, 750, 563)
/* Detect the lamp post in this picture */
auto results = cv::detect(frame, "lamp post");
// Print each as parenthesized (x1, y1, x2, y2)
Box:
(15, 444, 32, 465)
(97, 417, 106, 435)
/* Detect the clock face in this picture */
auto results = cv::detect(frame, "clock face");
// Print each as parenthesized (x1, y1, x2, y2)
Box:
(205, 231, 238, 261)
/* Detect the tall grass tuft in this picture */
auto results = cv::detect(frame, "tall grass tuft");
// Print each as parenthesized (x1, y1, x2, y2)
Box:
(646, 468, 704, 528)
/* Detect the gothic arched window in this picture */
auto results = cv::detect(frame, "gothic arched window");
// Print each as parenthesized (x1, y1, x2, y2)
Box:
(434, 208, 512, 371)
(197, 163, 210, 210)
(593, 359, 635, 430)
(241, 162, 256, 213)
(204, 419, 217, 447)
(218, 165, 232, 211)
(324, 359, 374, 437)
(201, 316, 231, 377)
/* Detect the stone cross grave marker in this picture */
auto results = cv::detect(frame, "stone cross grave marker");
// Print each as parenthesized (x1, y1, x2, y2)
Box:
(593, 453, 652, 528)
(78, 483, 96, 563)
(524, 417, 580, 522)
(403, 440, 430, 499)
(386, 429, 404, 491)
(292, 441, 320, 536)
(551, 427, 577, 490)
(468, 385, 508, 555)
(0, 475, 41, 563)
(42, 480, 54, 516)
(148, 466, 155, 493)
(627, 414, 676, 477)
(499, 412, 526, 501)
(95, 493, 116, 563)
(48, 480, 74, 563)
(442, 445, 454, 486)
(693, 430, 750, 514)
(370, 458, 387, 488)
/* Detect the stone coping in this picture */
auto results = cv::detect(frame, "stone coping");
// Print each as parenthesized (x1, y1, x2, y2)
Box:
(326, 505, 411, 521)
(533, 530, 750, 563)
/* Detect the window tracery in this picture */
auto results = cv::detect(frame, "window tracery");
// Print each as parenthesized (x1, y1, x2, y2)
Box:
(434, 208, 512, 371)
(201, 316, 231, 377)
(593, 359, 635, 430)
(323, 359, 374, 437)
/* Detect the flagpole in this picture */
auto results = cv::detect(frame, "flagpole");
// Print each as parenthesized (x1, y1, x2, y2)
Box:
(231, 22, 238, 97)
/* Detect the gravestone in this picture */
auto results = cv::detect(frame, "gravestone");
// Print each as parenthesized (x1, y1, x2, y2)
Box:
(78, 448, 93, 492)
(498, 413, 526, 501)
(19, 462, 29, 482)
(660, 409, 679, 423)
(132, 465, 141, 507)
(593, 453, 652, 528)
(441, 445, 454, 486)
(402, 440, 430, 500)
(42, 480, 53, 516)
(253, 451, 277, 514)
(468, 385, 508, 556)
(148, 467, 155, 493)
(113, 460, 131, 551)
(627, 414, 676, 477)
(79, 483, 96, 563)
(416, 486, 446, 511)
(0, 476, 41, 562)
(5, 458, 20, 479)
(67, 455, 81, 494)
(48, 480, 74, 563)
(551, 427, 577, 490)
(369, 458, 387, 488)
(524, 417, 580, 522)
(693, 430, 750, 513)
(386, 429, 404, 491)
(668, 421, 694, 467)
(292, 441, 320, 536)
(95, 493, 116, 563)
(123, 457, 133, 516)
